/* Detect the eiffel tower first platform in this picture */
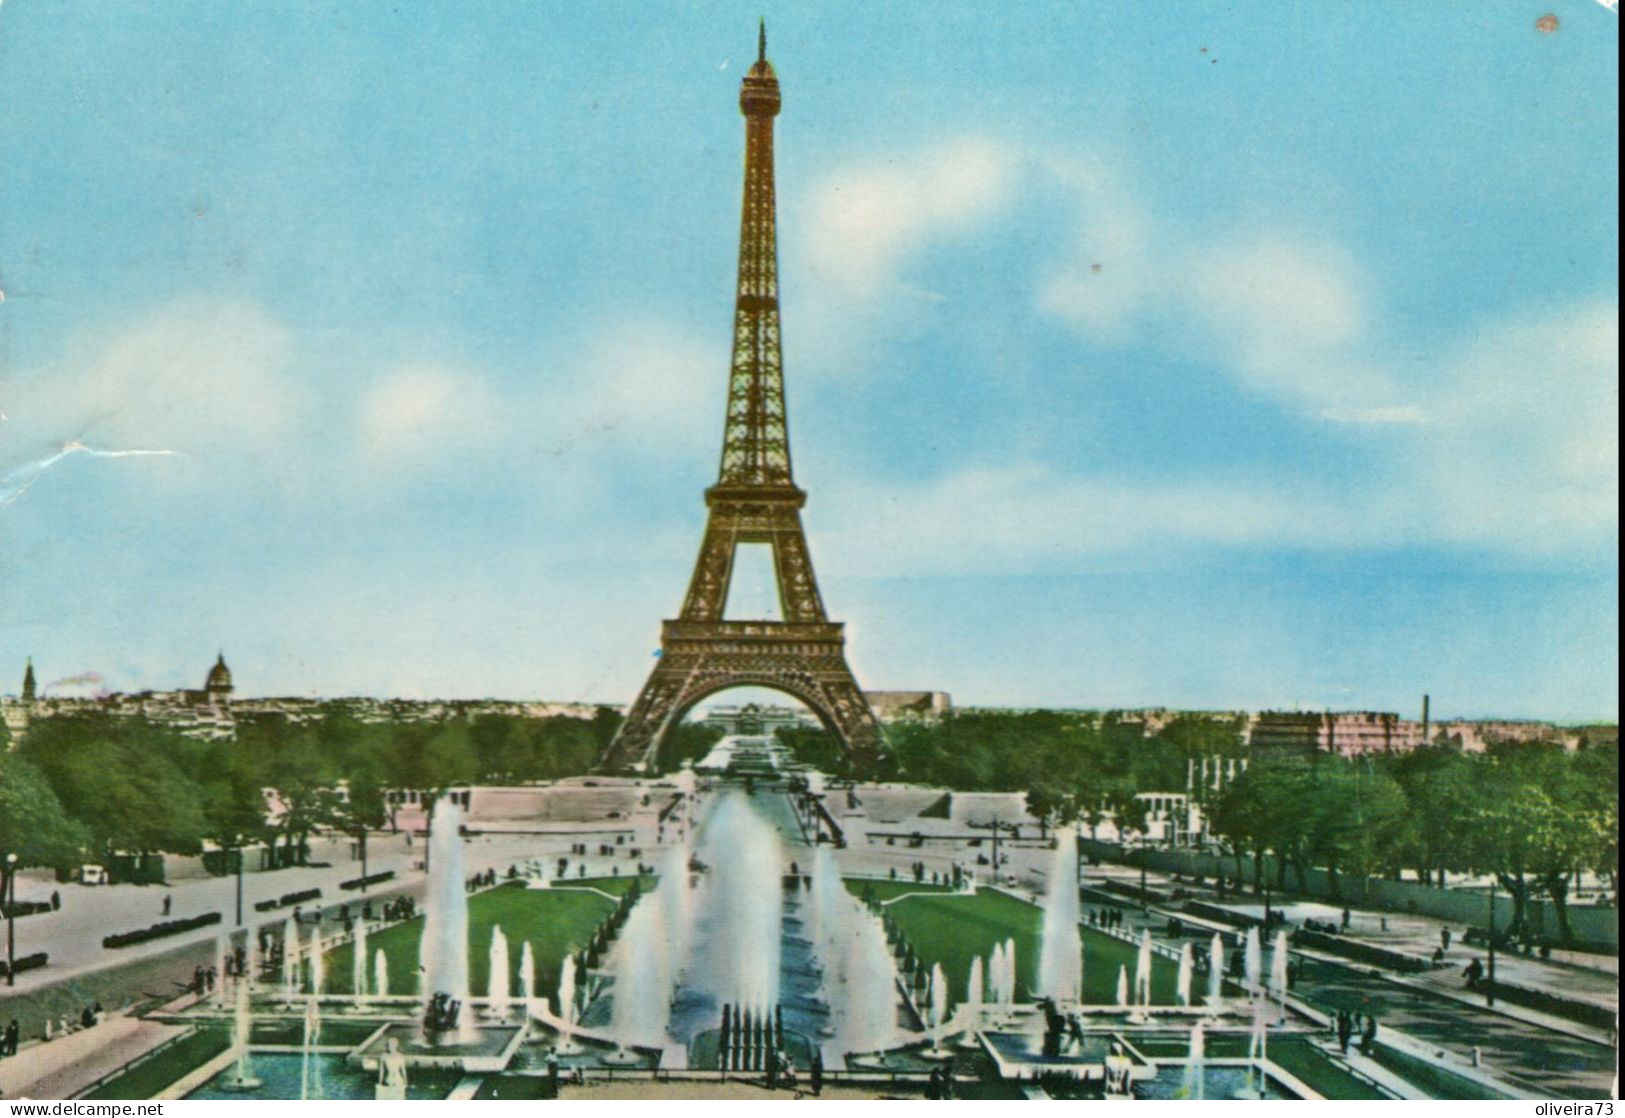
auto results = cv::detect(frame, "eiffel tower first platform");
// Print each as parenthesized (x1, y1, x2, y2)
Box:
(598, 27, 883, 772)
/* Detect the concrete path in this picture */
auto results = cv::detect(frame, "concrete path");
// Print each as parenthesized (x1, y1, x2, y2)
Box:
(0, 1012, 184, 1100)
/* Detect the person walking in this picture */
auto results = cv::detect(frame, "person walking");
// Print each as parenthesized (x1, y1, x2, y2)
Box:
(1360, 1015, 1378, 1055)
(162, 894, 172, 917)
(810, 1050, 824, 1097)
(1336, 1011, 1352, 1054)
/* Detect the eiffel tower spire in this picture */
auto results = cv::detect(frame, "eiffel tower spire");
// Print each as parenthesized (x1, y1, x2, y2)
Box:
(599, 29, 883, 773)
(719, 18, 790, 490)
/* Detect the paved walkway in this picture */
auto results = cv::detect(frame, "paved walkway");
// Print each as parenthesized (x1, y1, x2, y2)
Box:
(1079, 860, 1619, 1097)
(3, 828, 646, 1000)
(0, 1011, 184, 1100)
(1085, 862, 1618, 1014)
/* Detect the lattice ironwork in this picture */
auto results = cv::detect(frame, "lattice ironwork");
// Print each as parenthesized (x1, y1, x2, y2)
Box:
(599, 28, 883, 772)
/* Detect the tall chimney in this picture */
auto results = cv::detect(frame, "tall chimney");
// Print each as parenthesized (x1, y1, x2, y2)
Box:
(1422, 693, 1430, 745)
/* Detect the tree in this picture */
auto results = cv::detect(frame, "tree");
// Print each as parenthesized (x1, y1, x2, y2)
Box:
(336, 742, 390, 880)
(1386, 745, 1475, 885)
(0, 753, 86, 902)
(1464, 748, 1598, 943)
(1572, 743, 1619, 907)
(1025, 783, 1075, 840)
(262, 726, 343, 867)
(20, 716, 207, 862)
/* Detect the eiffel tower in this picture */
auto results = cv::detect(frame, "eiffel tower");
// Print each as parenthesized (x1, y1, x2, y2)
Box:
(598, 26, 883, 772)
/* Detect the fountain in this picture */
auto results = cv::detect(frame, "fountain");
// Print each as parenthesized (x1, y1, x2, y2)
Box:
(308, 928, 325, 997)
(281, 917, 299, 1001)
(988, 944, 1006, 1004)
(1270, 929, 1290, 1010)
(353, 920, 369, 998)
(1207, 933, 1225, 1009)
(1004, 939, 1018, 1000)
(1176, 942, 1193, 1008)
(1183, 1021, 1206, 1100)
(659, 840, 694, 981)
(555, 954, 582, 1054)
(924, 962, 952, 1057)
(1237, 1003, 1269, 1099)
(374, 949, 389, 999)
(300, 994, 323, 1100)
(419, 796, 472, 1039)
(1130, 929, 1152, 1021)
(214, 933, 230, 1006)
(966, 956, 984, 1010)
(684, 793, 783, 1012)
(488, 925, 512, 1020)
(245, 926, 260, 988)
(610, 878, 671, 1047)
(838, 894, 902, 1057)
(1243, 927, 1262, 998)
(1037, 834, 1082, 1003)
(1115, 965, 1129, 1009)
(219, 966, 263, 1092)
(519, 942, 536, 1019)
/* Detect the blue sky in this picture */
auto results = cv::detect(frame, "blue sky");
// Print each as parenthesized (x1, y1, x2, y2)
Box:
(0, 2, 1616, 719)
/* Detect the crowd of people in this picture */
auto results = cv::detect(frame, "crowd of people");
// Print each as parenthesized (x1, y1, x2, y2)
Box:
(1334, 1009, 1378, 1055)
(1089, 907, 1129, 931)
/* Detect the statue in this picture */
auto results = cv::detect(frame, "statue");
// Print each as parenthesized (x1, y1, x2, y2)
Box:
(375, 1037, 408, 1101)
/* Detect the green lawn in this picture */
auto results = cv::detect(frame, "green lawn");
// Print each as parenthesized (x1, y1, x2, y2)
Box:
(575, 874, 655, 897)
(843, 878, 956, 904)
(83, 1027, 230, 1100)
(322, 882, 619, 1003)
(1270, 1037, 1391, 1101)
(881, 888, 1180, 1006)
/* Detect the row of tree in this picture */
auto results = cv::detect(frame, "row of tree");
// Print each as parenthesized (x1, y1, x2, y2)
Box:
(775, 710, 1618, 943)
(1206, 742, 1617, 943)
(0, 705, 628, 901)
(780, 708, 1245, 836)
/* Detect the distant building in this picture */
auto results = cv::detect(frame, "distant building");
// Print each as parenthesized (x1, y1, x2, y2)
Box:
(2, 659, 35, 742)
(1247, 710, 1424, 756)
(700, 702, 812, 736)
(864, 690, 952, 722)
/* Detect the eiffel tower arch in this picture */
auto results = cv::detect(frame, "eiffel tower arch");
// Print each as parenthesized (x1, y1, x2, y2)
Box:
(598, 27, 882, 772)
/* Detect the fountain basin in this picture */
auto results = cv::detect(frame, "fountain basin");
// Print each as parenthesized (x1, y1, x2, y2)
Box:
(982, 1030, 1155, 1083)
(351, 1023, 525, 1073)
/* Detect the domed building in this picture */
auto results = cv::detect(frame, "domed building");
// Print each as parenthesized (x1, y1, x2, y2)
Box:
(204, 652, 234, 699)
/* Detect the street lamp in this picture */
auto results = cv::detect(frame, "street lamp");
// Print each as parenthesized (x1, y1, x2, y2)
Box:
(5, 852, 16, 987)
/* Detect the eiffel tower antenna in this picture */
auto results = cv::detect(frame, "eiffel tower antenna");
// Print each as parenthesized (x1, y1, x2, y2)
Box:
(599, 28, 883, 773)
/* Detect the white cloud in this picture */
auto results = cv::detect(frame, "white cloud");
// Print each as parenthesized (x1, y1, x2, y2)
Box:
(358, 364, 505, 464)
(0, 299, 310, 505)
(1033, 155, 1162, 343)
(804, 137, 1015, 302)
(1415, 298, 1618, 549)
(818, 462, 1355, 577)
(1320, 405, 1428, 425)
(558, 325, 717, 454)
(794, 138, 1018, 371)
(1, 298, 301, 468)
